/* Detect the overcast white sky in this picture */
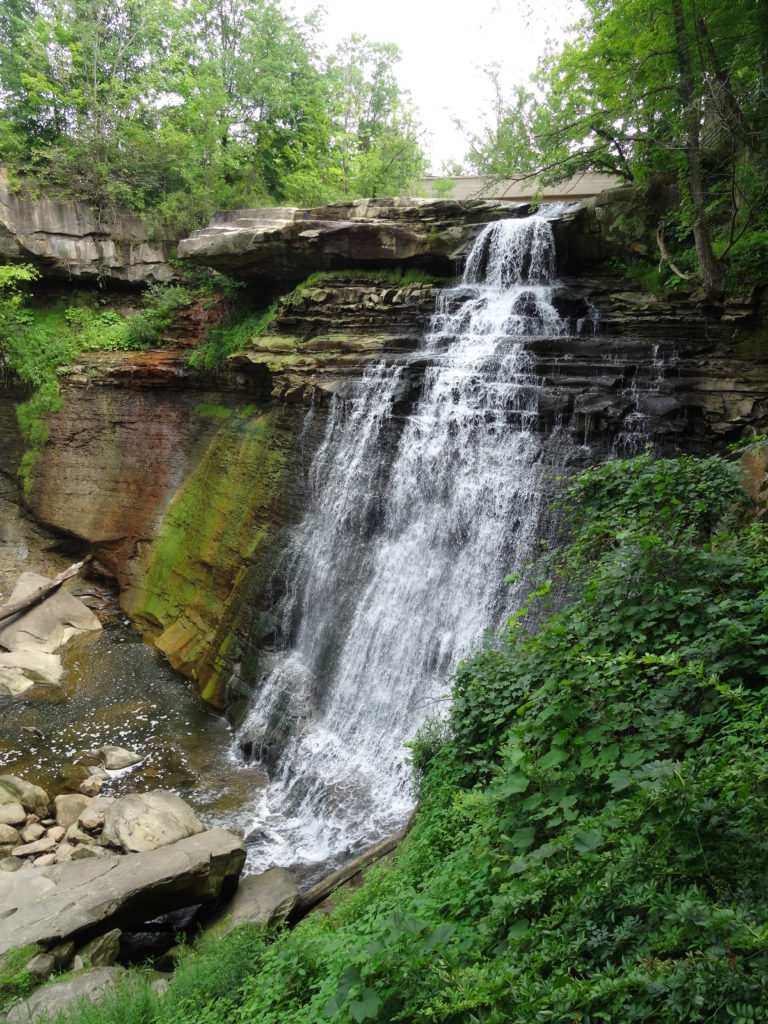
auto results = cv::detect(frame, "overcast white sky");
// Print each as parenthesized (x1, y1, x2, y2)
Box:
(288, 0, 583, 173)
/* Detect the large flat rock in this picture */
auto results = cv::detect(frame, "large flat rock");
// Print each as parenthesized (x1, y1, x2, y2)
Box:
(177, 197, 526, 283)
(0, 573, 101, 654)
(0, 828, 246, 954)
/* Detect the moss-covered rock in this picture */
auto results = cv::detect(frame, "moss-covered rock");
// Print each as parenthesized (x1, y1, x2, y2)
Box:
(123, 406, 294, 708)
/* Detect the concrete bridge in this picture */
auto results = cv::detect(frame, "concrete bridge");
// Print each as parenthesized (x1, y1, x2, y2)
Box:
(418, 173, 619, 202)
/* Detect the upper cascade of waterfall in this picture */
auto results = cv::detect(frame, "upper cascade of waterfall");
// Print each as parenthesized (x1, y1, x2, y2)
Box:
(463, 216, 557, 289)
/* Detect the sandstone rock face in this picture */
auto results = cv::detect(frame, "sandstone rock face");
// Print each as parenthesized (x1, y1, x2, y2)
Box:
(178, 197, 528, 284)
(0, 827, 246, 954)
(0, 169, 173, 283)
(3, 188, 768, 713)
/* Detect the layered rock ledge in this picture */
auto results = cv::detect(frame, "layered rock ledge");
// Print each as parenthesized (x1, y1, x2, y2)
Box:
(0, 169, 173, 284)
(177, 197, 529, 284)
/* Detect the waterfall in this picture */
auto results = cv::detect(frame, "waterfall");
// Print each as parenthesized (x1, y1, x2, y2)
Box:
(237, 215, 577, 876)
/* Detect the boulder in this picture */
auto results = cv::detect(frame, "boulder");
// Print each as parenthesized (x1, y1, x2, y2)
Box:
(0, 573, 101, 654)
(11, 836, 57, 858)
(77, 929, 121, 968)
(55, 793, 93, 830)
(99, 791, 205, 853)
(0, 825, 19, 846)
(0, 776, 50, 817)
(78, 796, 115, 834)
(18, 822, 44, 843)
(205, 867, 299, 936)
(90, 745, 143, 770)
(0, 828, 246, 954)
(5, 966, 127, 1024)
(0, 800, 25, 827)
(0, 648, 64, 695)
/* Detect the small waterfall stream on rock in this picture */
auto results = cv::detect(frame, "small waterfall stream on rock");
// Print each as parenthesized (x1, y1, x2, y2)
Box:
(237, 214, 582, 877)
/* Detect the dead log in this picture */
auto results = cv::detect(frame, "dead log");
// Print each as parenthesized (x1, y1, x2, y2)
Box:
(290, 810, 418, 924)
(656, 222, 691, 281)
(0, 555, 92, 625)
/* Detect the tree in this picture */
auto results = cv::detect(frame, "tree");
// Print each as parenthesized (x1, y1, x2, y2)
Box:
(326, 35, 426, 198)
(468, 0, 768, 298)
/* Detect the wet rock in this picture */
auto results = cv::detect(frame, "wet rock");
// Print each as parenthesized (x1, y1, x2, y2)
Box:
(55, 793, 93, 830)
(205, 867, 299, 936)
(100, 791, 205, 853)
(77, 929, 121, 968)
(0, 828, 246, 954)
(0, 777, 50, 817)
(90, 745, 143, 770)
(5, 966, 127, 1024)
(0, 858, 21, 873)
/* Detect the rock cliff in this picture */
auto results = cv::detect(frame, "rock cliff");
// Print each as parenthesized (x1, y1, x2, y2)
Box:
(2, 187, 767, 711)
(0, 169, 173, 284)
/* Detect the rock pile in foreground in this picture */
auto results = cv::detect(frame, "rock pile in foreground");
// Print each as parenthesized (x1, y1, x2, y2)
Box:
(0, 775, 300, 1024)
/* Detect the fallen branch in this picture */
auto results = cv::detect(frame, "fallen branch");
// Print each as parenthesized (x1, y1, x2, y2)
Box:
(656, 222, 691, 280)
(290, 810, 418, 923)
(0, 555, 92, 626)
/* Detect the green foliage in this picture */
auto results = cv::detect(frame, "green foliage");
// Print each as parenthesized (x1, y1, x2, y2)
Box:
(59, 449, 768, 1024)
(0, 263, 40, 372)
(0, 2, 426, 232)
(188, 304, 277, 370)
(0, 945, 36, 1012)
(468, 0, 768, 296)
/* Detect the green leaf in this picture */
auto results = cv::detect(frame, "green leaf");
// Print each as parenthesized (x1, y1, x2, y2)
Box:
(496, 771, 530, 796)
(349, 988, 382, 1022)
(508, 826, 537, 851)
(573, 829, 604, 854)
(539, 747, 569, 770)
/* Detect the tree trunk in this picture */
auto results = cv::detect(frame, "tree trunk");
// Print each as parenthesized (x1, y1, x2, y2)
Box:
(669, 0, 725, 300)
(0, 556, 92, 625)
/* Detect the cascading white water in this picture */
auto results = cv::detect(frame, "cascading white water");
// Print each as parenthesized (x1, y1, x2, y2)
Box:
(237, 215, 574, 876)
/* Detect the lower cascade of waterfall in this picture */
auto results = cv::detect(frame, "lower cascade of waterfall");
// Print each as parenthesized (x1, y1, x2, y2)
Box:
(236, 213, 588, 878)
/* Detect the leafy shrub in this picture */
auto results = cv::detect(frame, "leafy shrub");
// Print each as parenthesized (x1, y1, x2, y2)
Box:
(189, 304, 277, 370)
(60, 451, 768, 1024)
(724, 229, 768, 294)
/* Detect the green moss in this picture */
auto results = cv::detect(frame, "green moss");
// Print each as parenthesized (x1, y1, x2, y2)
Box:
(128, 407, 290, 706)
(0, 945, 37, 1011)
(283, 266, 447, 305)
(195, 403, 233, 418)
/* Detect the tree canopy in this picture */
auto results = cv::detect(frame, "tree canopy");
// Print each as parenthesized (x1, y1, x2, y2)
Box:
(468, 0, 768, 297)
(0, 0, 426, 231)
